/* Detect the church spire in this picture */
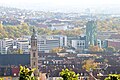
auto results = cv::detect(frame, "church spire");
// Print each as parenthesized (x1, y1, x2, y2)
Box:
(30, 27, 39, 77)
(33, 28, 36, 35)
(31, 28, 37, 39)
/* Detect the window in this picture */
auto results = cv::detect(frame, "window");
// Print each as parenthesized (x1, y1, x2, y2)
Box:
(33, 41, 35, 46)
(32, 40, 36, 46)
(34, 62, 36, 66)
(80, 43, 82, 45)
(33, 52, 35, 57)
(83, 43, 84, 45)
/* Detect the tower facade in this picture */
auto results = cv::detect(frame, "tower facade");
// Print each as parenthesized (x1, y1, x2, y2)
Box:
(30, 28, 39, 77)
(86, 21, 97, 48)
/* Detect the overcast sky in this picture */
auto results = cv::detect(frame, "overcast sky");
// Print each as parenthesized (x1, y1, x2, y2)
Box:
(0, 0, 120, 12)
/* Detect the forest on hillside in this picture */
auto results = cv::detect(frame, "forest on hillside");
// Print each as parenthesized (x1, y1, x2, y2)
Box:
(0, 18, 120, 39)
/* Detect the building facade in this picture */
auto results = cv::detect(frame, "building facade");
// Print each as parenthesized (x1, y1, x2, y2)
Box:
(67, 35, 86, 51)
(71, 35, 86, 50)
(20, 35, 67, 53)
(17, 41, 30, 54)
(49, 23, 68, 30)
(0, 38, 13, 54)
(106, 39, 120, 51)
(37, 35, 67, 53)
(37, 37, 59, 53)
(48, 35, 67, 47)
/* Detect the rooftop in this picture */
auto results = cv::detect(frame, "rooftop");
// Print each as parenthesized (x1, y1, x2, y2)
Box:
(0, 54, 30, 66)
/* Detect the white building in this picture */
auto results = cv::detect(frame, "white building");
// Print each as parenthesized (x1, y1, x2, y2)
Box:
(0, 38, 13, 54)
(17, 41, 30, 54)
(50, 23, 68, 30)
(72, 40, 85, 50)
(71, 35, 86, 50)
(37, 36, 59, 53)
(48, 35, 67, 47)
(13, 35, 67, 53)
(97, 39, 102, 48)
(11, 38, 30, 54)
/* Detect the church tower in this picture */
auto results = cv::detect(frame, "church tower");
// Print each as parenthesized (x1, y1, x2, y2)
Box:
(30, 28, 39, 77)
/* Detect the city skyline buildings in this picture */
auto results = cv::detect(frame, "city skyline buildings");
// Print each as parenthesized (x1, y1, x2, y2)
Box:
(0, 0, 120, 14)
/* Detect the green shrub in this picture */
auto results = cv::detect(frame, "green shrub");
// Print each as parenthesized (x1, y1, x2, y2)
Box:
(60, 68, 79, 80)
(0, 78, 3, 80)
(104, 74, 120, 80)
(19, 66, 36, 80)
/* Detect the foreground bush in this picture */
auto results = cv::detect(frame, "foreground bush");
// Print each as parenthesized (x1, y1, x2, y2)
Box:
(104, 74, 120, 80)
(60, 68, 79, 80)
(19, 66, 36, 80)
(0, 78, 3, 80)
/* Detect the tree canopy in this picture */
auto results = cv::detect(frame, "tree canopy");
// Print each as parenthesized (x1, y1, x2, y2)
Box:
(0, 24, 83, 38)
(60, 68, 79, 80)
(89, 45, 103, 52)
(105, 46, 116, 52)
(82, 59, 98, 71)
(104, 74, 120, 80)
(19, 66, 36, 80)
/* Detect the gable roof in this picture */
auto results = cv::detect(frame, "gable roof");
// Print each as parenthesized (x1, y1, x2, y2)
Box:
(0, 54, 30, 66)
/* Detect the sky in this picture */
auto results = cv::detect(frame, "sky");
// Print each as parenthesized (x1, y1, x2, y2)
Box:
(0, 0, 120, 12)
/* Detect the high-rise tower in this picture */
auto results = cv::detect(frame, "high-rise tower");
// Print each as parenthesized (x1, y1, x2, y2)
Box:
(86, 21, 97, 48)
(30, 28, 39, 77)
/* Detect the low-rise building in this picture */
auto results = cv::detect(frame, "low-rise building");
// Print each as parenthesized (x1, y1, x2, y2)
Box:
(49, 23, 68, 30)
(37, 35, 67, 53)
(48, 35, 67, 47)
(12, 38, 30, 54)
(37, 36, 59, 53)
(106, 39, 120, 51)
(0, 38, 13, 54)
(17, 41, 30, 54)
(68, 35, 86, 51)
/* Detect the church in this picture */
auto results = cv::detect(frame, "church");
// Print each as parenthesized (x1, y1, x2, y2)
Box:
(0, 28, 41, 79)
(30, 28, 39, 77)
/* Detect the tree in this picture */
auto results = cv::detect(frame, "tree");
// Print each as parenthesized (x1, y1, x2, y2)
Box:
(104, 74, 120, 80)
(106, 46, 116, 52)
(0, 21, 3, 30)
(20, 23, 30, 35)
(0, 21, 7, 38)
(60, 68, 79, 80)
(17, 49, 23, 54)
(21, 23, 29, 30)
(89, 45, 103, 52)
(51, 47, 66, 53)
(19, 66, 36, 80)
(0, 78, 3, 80)
(82, 59, 98, 71)
(0, 33, 2, 39)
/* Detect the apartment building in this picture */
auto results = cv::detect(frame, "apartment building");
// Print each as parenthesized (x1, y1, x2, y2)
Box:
(0, 38, 13, 54)
(37, 36, 59, 53)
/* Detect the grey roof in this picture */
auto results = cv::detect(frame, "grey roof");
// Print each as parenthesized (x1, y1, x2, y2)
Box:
(0, 54, 30, 66)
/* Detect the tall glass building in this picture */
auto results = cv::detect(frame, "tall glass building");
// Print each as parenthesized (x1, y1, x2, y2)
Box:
(86, 21, 97, 48)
